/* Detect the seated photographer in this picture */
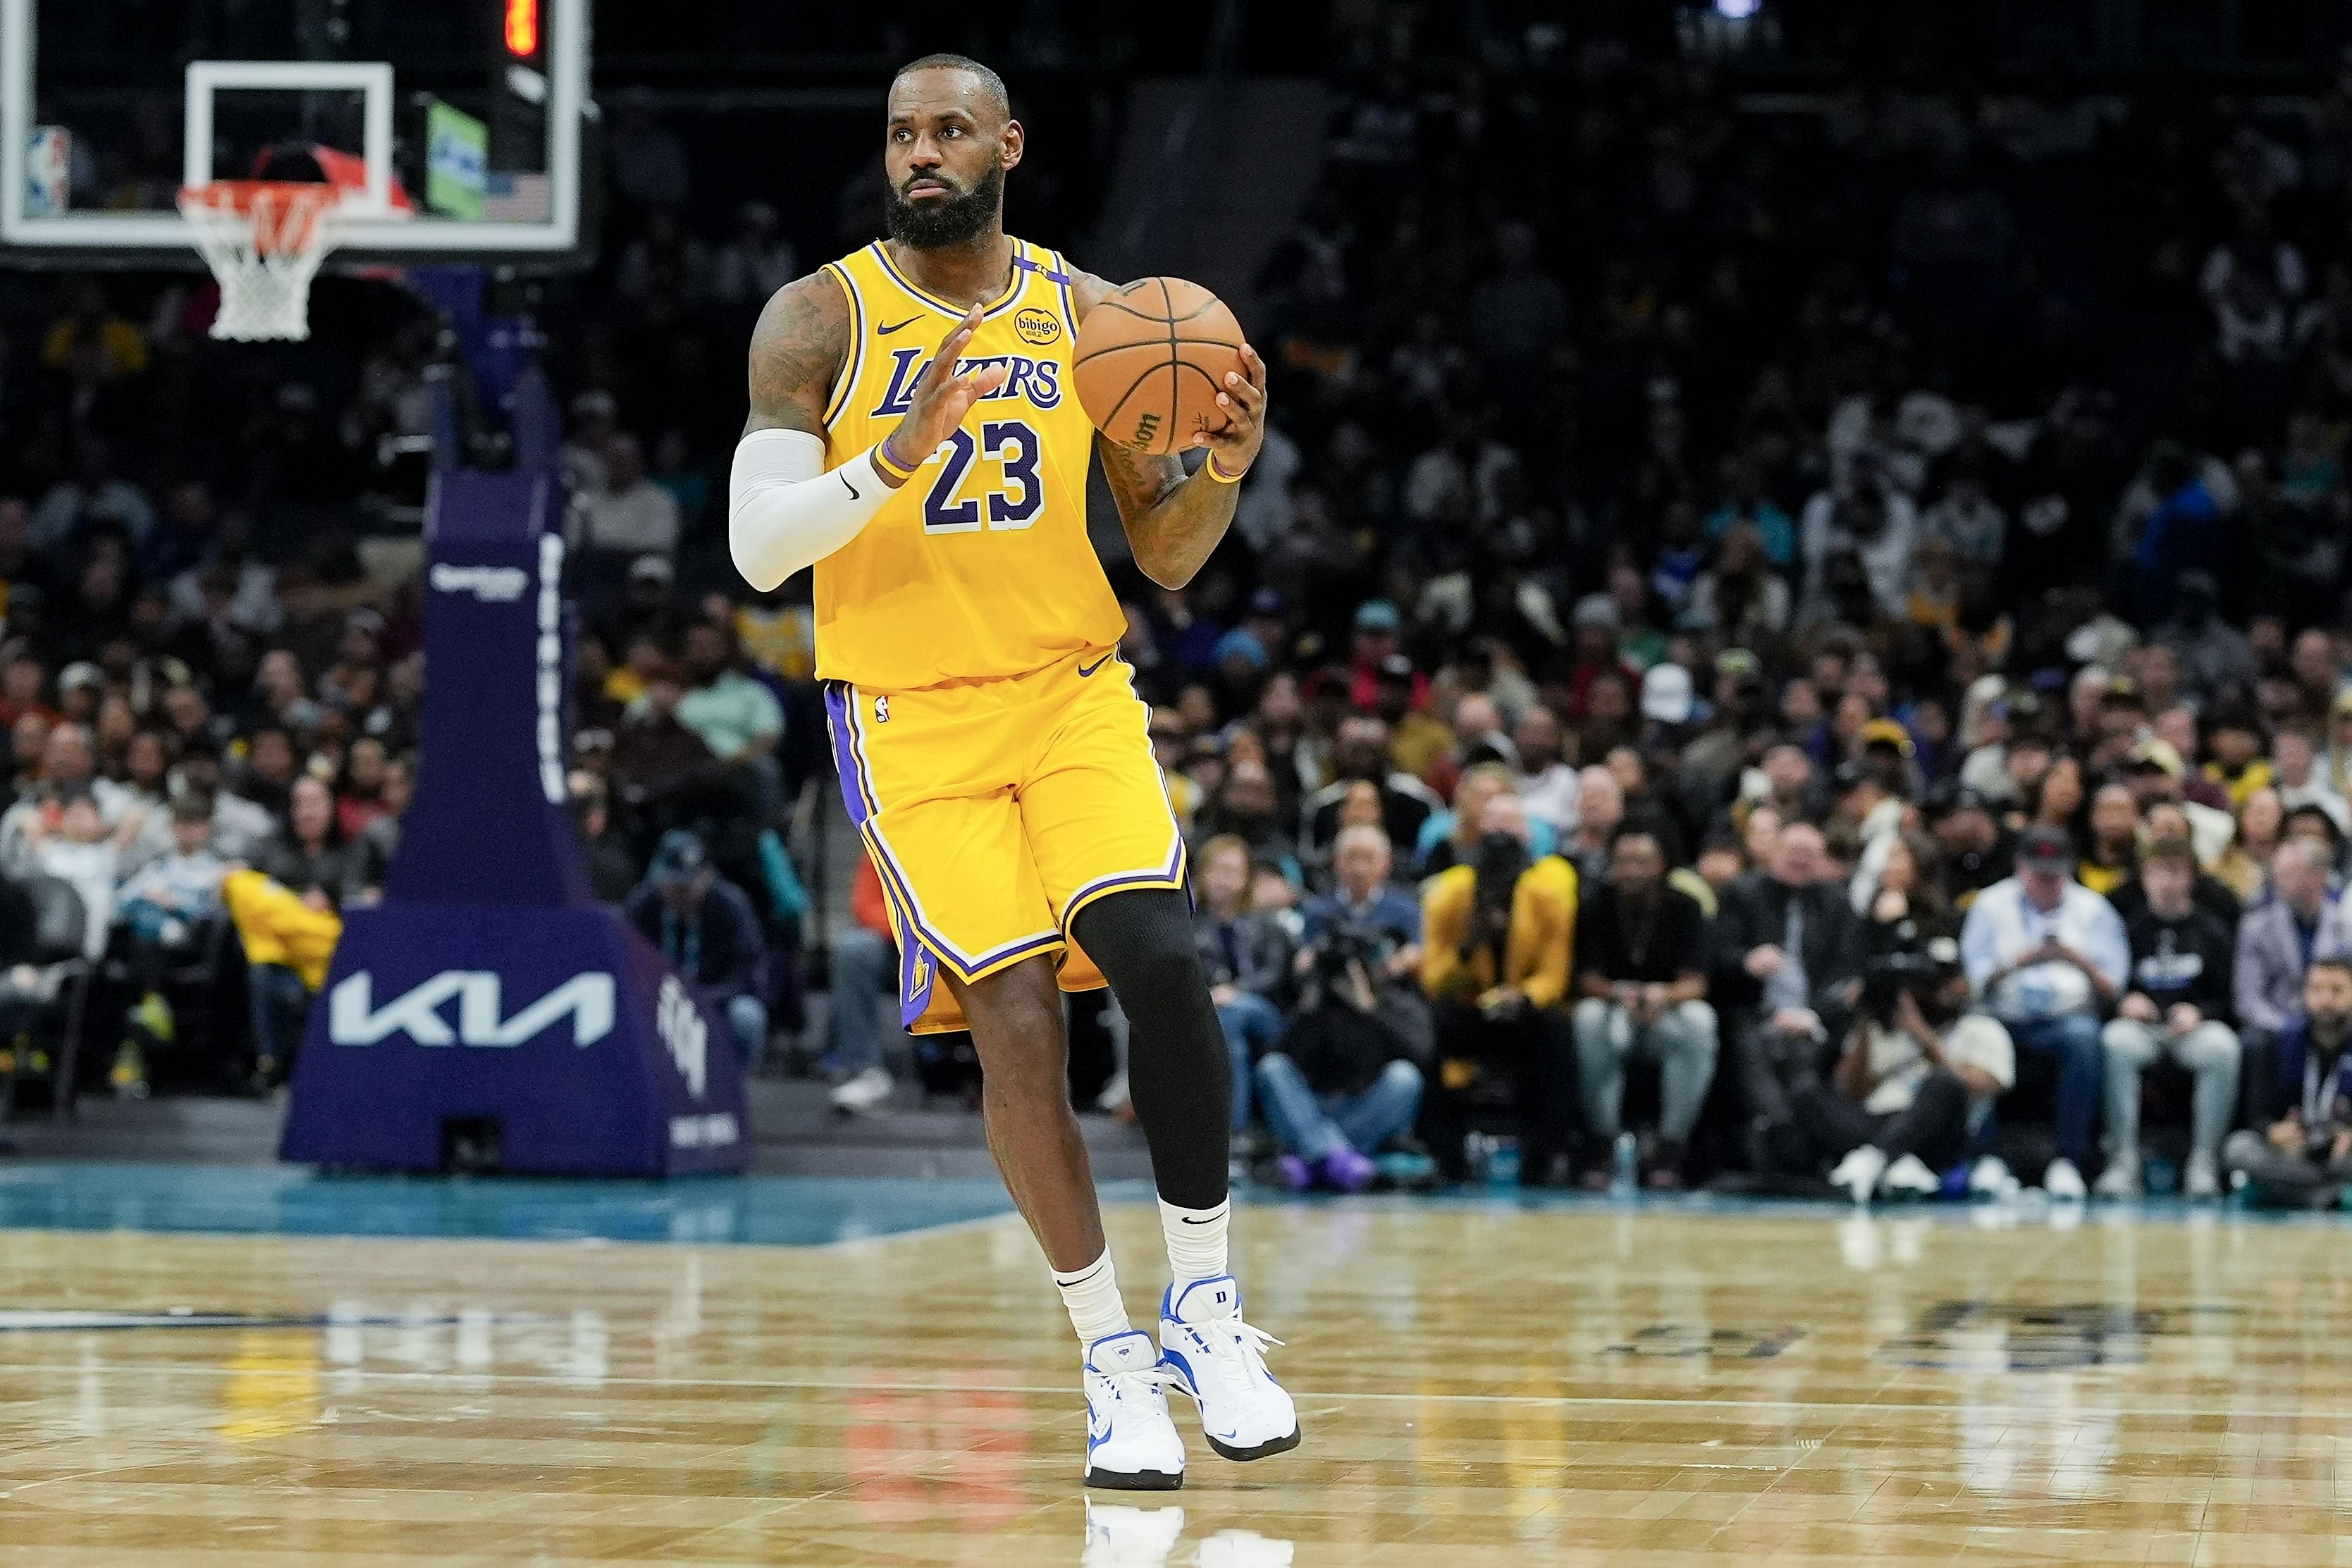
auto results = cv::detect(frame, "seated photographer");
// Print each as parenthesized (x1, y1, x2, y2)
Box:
(1420, 794, 1578, 1183)
(1571, 827, 1718, 1188)
(2224, 957, 2352, 1207)
(1300, 823, 1422, 958)
(2096, 836, 2240, 1199)
(1712, 822, 1865, 1173)
(1193, 833, 1298, 1135)
(1795, 943, 2014, 1202)
(1260, 830, 1433, 1191)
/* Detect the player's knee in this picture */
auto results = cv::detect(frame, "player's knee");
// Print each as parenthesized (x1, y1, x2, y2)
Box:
(1073, 889, 1204, 1005)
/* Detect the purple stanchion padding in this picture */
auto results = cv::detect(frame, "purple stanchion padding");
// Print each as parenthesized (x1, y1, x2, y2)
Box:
(281, 423, 749, 1175)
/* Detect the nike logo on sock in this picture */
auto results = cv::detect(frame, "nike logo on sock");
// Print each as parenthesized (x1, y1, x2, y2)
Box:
(878, 315, 925, 335)
(1178, 1215, 1217, 1224)
(1078, 653, 1114, 678)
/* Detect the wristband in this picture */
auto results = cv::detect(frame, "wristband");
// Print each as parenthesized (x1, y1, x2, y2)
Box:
(1204, 452, 1248, 484)
(870, 436, 918, 485)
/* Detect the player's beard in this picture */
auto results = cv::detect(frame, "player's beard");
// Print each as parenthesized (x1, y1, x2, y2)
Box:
(884, 159, 1004, 249)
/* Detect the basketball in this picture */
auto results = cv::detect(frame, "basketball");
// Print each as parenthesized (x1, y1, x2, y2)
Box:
(1072, 276, 1247, 454)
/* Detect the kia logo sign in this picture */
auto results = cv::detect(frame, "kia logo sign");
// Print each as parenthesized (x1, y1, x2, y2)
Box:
(328, 971, 617, 1048)
(430, 563, 530, 601)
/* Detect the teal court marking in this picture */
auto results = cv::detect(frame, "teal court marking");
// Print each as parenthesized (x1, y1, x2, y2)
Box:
(0, 1163, 2340, 1246)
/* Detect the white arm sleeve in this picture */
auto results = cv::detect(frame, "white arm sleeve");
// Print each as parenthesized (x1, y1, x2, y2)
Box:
(727, 428, 896, 593)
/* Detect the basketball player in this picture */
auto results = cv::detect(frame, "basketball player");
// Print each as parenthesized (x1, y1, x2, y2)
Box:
(727, 54, 1293, 1490)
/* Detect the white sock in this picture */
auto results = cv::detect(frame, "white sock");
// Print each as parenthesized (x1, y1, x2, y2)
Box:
(1052, 1247, 1131, 1347)
(1159, 1196, 1230, 1288)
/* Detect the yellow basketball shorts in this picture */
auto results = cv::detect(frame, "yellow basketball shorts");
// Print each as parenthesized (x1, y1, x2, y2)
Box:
(823, 648, 1187, 1034)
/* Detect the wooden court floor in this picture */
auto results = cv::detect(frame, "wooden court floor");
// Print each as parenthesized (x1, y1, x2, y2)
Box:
(3, 1199, 2351, 1564)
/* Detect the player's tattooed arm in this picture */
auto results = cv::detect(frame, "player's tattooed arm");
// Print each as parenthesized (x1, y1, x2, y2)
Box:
(1071, 268, 1270, 590)
(743, 271, 852, 439)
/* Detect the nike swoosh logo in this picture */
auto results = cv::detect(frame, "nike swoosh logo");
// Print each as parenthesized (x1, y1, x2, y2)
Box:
(878, 316, 925, 335)
(1177, 1214, 1216, 1224)
(839, 471, 862, 501)
(1078, 653, 1115, 678)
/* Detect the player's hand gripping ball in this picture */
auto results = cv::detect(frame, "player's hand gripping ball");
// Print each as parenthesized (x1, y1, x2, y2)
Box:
(1073, 278, 1266, 473)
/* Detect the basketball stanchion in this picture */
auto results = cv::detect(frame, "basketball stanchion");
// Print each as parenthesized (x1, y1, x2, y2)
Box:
(278, 371, 749, 1177)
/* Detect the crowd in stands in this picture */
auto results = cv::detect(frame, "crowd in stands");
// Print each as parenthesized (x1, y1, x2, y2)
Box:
(6, 21, 2352, 1206)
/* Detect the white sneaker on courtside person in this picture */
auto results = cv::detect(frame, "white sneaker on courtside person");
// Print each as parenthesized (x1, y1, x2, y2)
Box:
(1083, 1330, 1186, 1490)
(1157, 1276, 1300, 1462)
(828, 1066, 894, 1116)
(2043, 1156, 2088, 1201)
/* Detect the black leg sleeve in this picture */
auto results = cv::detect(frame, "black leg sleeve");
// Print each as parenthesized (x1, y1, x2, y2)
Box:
(1072, 889, 1231, 1209)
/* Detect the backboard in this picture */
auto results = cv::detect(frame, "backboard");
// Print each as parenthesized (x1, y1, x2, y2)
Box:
(1, 0, 589, 267)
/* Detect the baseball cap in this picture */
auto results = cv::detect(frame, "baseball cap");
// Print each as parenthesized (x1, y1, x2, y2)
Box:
(1925, 782, 1990, 820)
(1716, 648, 1762, 681)
(2126, 736, 2184, 777)
(1571, 593, 1620, 631)
(649, 829, 708, 884)
(2017, 825, 2072, 871)
(1641, 662, 1694, 724)
(57, 661, 104, 693)
(1353, 599, 1402, 633)
(629, 553, 676, 584)
(1212, 627, 1269, 670)
(1375, 652, 1415, 683)
(1859, 717, 1916, 757)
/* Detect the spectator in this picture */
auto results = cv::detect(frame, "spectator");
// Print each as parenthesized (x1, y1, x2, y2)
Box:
(1264, 823, 1431, 1189)
(343, 753, 413, 905)
(2152, 571, 2258, 705)
(1924, 786, 2015, 910)
(2224, 957, 2352, 1207)
(577, 431, 682, 560)
(1192, 834, 1297, 1138)
(1571, 829, 1718, 1187)
(1301, 715, 1439, 858)
(1417, 762, 1553, 877)
(2096, 837, 2241, 1199)
(1800, 948, 2014, 1202)
(255, 776, 350, 911)
(625, 830, 769, 1072)
(1420, 794, 1577, 1183)
(2233, 841, 2352, 1056)
(1715, 822, 1867, 1173)
(1959, 826, 2129, 1198)
(2273, 727, 2351, 837)
(221, 865, 340, 1089)
(568, 772, 641, 904)
(110, 791, 226, 1094)
(825, 857, 899, 1115)
(1513, 703, 1578, 837)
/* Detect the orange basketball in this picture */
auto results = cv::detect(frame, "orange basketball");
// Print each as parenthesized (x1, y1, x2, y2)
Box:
(1072, 277, 1246, 455)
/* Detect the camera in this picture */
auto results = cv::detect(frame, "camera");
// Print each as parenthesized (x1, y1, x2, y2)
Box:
(1310, 918, 1389, 990)
(1859, 936, 1964, 1023)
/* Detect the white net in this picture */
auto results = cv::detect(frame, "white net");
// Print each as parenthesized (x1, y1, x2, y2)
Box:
(177, 183, 342, 342)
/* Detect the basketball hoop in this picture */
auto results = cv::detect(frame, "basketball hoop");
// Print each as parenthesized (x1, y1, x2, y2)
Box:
(177, 180, 344, 342)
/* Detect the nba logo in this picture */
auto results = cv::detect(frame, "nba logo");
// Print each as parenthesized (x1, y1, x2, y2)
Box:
(26, 126, 72, 217)
(874, 695, 890, 724)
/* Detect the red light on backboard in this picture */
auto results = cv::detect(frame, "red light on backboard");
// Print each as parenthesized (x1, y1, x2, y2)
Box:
(505, 0, 538, 56)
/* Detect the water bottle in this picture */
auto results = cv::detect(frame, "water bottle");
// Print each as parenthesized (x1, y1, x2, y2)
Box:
(1612, 1131, 1639, 1192)
(1488, 1137, 1520, 1189)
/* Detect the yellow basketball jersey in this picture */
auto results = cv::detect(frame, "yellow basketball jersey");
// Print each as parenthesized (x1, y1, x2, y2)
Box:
(815, 237, 1125, 691)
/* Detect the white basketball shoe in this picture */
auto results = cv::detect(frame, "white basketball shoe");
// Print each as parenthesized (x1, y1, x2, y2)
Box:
(1157, 1276, 1300, 1462)
(1083, 1330, 1186, 1490)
